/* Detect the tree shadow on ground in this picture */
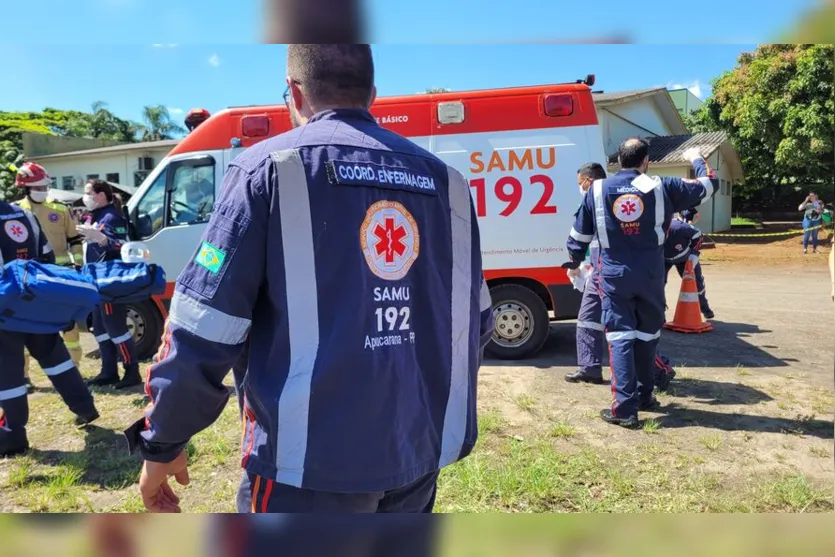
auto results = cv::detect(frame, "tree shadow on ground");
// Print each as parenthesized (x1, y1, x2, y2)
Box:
(664, 377, 773, 405)
(25, 425, 141, 489)
(653, 403, 833, 440)
(483, 321, 795, 370)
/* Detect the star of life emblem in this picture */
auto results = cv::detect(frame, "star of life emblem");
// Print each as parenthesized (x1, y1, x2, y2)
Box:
(5, 220, 29, 243)
(360, 200, 420, 281)
(613, 194, 645, 223)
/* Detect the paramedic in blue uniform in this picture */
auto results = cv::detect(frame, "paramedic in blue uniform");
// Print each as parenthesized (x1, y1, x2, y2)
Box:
(77, 180, 142, 390)
(0, 200, 99, 457)
(566, 162, 609, 384)
(565, 138, 718, 427)
(664, 207, 714, 319)
(124, 44, 494, 514)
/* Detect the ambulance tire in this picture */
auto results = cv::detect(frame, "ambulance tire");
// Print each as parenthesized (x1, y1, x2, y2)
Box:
(485, 284, 549, 361)
(126, 300, 164, 362)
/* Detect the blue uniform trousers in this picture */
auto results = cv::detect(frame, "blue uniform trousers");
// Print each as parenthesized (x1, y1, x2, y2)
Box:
(0, 330, 96, 444)
(237, 470, 440, 513)
(665, 261, 711, 313)
(91, 302, 139, 378)
(575, 271, 604, 379)
(599, 264, 665, 418)
(214, 515, 439, 557)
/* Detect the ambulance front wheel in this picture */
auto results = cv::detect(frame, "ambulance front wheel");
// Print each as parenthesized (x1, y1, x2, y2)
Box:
(125, 300, 164, 362)
(485, 284, 550, 360)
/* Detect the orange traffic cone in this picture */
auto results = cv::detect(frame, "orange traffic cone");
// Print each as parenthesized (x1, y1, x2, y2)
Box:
(664, 259, 713, 334)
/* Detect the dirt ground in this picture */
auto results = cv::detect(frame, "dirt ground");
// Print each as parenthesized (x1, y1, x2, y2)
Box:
(480, 232, 834, 500)
(0, 230, 832, 512)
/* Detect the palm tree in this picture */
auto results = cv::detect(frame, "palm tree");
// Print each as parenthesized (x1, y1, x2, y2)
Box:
(138, 105, 186, 141)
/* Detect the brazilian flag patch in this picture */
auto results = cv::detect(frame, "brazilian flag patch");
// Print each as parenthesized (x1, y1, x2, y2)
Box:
(195, 241, 226, 274)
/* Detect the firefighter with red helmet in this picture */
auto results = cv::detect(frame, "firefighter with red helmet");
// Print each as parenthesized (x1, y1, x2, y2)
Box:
(15, 162, 86, 389)
(185, 108, 210, 132)
(0, 162, 99, 456)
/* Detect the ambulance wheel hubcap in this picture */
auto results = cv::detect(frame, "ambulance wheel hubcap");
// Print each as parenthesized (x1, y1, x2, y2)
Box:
(126, 309, 146, 343)
(493, 302, 533, 347)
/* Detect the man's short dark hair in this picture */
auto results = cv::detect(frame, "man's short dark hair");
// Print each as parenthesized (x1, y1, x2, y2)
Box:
(617, 138, 650, 169)
(287, 44, 374, 108)
(577, 162, 607, 181)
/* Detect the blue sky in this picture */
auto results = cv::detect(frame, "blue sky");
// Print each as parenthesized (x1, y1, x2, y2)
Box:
(0, 0, 817, 44)
(0, 0, 818, 125)
(1, 44, 756, 125)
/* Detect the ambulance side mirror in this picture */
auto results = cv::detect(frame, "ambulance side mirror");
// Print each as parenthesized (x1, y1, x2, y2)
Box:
(121, 242, 152, 263)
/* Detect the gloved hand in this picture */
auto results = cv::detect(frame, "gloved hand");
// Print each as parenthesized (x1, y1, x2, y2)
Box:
(682, 147, 703, 163)
(77, 223, 108, 246)
(566, 267, 581, 280)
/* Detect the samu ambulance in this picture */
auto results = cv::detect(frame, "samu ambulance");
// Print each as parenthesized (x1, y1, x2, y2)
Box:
(123, 77, 607, 361)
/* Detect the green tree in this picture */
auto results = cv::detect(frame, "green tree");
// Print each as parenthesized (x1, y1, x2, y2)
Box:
(425, 88, 452, 93)
(0, 140, 25, 201)
(685, 44, 834, 203)
(138, 105, 186, 141)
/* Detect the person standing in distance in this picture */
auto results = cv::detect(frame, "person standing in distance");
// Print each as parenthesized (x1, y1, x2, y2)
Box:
(77, 180, 142, 390)
(15, 163, 86, 388)
(0, 198, 99, 457)
(565, 138, 718, 428)
(664, 207, 714, 319)
(125, 44, 494, 514)
(565, 162, 609, 385)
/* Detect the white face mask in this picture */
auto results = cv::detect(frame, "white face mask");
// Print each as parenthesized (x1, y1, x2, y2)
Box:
(28, 190, 48, 203)
(82, 194, 98, 210)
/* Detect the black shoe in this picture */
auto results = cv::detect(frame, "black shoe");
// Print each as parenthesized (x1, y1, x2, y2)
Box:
(74, 409, 100, 428)
(703, 309, 715, 319)
(600, 409, 639, 428)
(115, 374, 142, 390)
(564, 371, 606, 385)
(0, 439, 29, 458)
(87, 374, 119, 387)
(639, 396, 660, 411)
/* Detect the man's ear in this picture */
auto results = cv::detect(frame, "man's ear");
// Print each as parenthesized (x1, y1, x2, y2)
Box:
(290, 81, 305, 111)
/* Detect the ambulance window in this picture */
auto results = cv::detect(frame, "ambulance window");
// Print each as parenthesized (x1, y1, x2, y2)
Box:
(134, 168, 167, 240)
(168, 162, 215, 226)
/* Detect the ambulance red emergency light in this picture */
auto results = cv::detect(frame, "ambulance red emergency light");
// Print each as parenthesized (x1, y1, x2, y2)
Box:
(124, 77, 607, 361)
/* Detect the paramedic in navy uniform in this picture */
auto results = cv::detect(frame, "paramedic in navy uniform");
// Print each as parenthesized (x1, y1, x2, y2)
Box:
(0, 200, 99, 457)
(124, 44, 494, 513)
(565, 138, 718, 428)
(77, 180, 142, 390)
(565, 162, 609, 385)
(664, 207, 714, 319)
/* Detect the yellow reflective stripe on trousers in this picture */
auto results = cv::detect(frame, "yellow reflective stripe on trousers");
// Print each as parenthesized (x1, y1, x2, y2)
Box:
(54, 255, 72, 265)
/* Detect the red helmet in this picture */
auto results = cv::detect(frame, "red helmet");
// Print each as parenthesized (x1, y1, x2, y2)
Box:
(15, 162, 51, 188)
(185, 108, 211, 132)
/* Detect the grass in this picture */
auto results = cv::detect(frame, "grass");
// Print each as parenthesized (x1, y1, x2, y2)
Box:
(736, 367, 752, 377)
(700, 434, 722, 452)
(1, 360, 832, 514)
(731, 216, 761, 226)
(513, 394, 537, 412)
(641, 418, 662, 434)
(549, 421, 576, 439)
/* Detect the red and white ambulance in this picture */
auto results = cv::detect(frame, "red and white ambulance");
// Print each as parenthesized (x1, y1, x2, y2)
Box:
(124, 77, 607, 360)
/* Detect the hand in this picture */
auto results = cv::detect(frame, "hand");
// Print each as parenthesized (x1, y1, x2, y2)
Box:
(682, 147, 703, 163)
(77, 223, 108, 246)
(139, 450, 190, 513)
(567, 267, 581, 279)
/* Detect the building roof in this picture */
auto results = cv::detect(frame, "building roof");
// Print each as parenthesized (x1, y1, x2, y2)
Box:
(592, 87, 667, 105)
(30, 139, 180, 161)
(606, 131, 729, 165)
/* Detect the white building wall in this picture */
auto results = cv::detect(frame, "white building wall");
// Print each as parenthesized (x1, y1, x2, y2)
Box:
(649, 150, 734, 234)
(596, 98, 678, 157)
(30, 147, 173, 192)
